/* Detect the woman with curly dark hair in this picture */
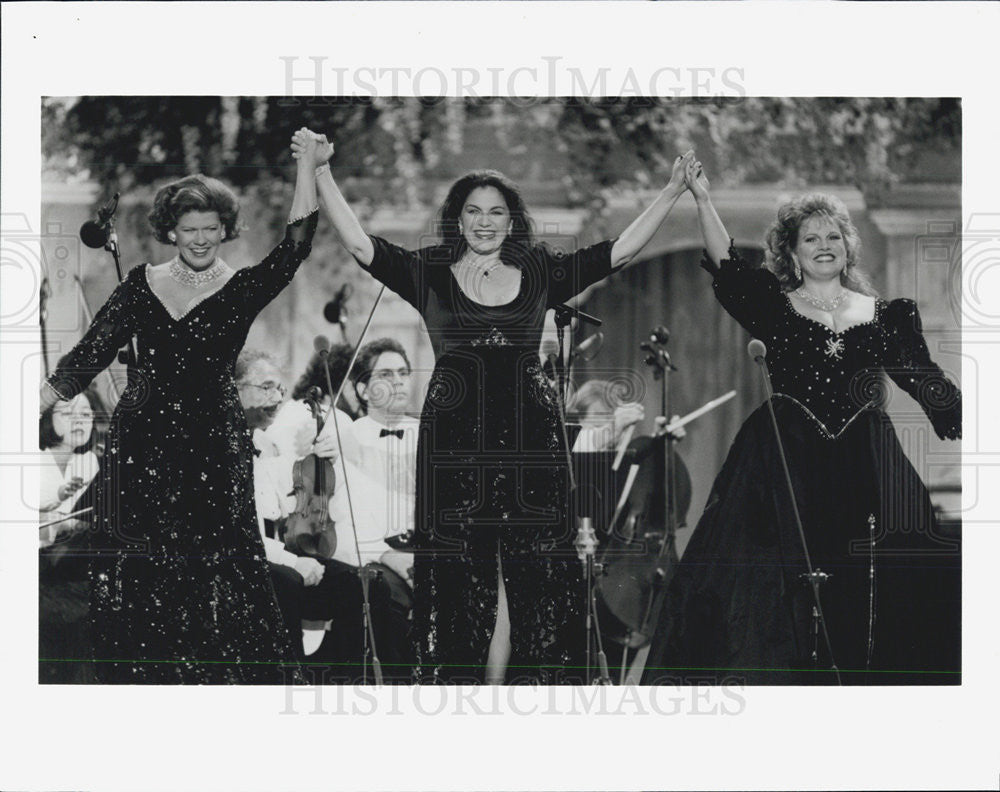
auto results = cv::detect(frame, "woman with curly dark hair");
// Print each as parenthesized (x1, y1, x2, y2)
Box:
(39, 133, 323, 683)
(644, 160, 962, 685)
(296, 128, 695, 684)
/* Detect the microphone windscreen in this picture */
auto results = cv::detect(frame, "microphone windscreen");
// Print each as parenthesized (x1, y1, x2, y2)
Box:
(747, 339, 767, 362)
(313, 335, 331, 355)
(540, 339, 559, 359)
(80, 221, 108, 249)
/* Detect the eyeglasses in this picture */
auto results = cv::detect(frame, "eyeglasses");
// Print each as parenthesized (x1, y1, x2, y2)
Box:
(370, 368, 411, 382)
(240, 382, 286, 395)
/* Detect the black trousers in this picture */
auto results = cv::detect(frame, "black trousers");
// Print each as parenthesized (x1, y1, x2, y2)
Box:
(268, 557, 412, 682)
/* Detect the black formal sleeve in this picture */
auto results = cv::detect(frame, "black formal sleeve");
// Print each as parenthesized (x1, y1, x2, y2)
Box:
(883, 298, 961, 440)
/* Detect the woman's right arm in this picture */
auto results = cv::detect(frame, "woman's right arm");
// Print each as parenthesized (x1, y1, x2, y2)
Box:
(292, 130, 374, 266)
(687, 158, 732, 267)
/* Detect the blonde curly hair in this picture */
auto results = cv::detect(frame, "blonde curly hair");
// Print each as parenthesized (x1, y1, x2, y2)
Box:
(764, 193, 876, 296)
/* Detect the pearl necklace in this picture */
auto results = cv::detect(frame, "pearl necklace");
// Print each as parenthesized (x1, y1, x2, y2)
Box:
(795, 287, 849, 312)
(169, 256, 228, 287)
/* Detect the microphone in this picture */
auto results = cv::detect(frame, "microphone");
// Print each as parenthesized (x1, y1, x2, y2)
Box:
(314, 334, 331, 356)
(79, 193, 120, 249)
(540, 339, 560, 381)
(553, 303, 601, 327)
(570, 331, 604, 362)
(650, 325, 669, 345)
(324, 283, 353, 325)
(747, 339, 767, 365)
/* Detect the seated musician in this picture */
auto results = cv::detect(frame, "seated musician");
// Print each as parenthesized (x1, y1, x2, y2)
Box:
(235, 348, 338, 658)
(569, 379, 646, 453)
(38, 385, 106, 683)
(330, 338, 416, 584)
(241, 345, 412, 682)
(569, 379, 686, 452)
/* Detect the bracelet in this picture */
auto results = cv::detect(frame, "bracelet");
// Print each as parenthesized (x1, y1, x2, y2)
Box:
(287, 207, 318, 225)
(43, 380, 67, 401)
(315, 163, 331, 178)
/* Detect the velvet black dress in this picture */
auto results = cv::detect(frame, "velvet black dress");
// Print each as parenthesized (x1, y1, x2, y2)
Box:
(643, 250, 962, 685)
(364, 235, 619, 683)
(46, 213, 318, 684)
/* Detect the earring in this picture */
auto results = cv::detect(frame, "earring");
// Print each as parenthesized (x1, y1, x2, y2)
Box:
(168, 231, 177, 243)
(220, 229, 226, 240)
(792, 259, 801, 281)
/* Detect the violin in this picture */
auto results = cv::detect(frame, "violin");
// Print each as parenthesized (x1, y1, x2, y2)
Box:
(284, 388, 337, 559)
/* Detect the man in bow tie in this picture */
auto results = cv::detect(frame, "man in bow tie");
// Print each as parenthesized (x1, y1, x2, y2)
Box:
(330, 338, 417, 582)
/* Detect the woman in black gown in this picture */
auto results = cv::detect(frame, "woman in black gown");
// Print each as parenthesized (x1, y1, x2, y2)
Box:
(297, 129, 693, 683)
(644, 158, 962, 685)
(39, 134, 322, 683)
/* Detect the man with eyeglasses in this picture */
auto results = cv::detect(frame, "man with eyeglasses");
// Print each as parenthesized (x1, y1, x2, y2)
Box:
(235, 348, 341, 659)
(329, 338, 417, 579)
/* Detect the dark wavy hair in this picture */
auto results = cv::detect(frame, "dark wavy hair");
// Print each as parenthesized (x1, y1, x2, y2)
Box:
(764, 193, 875, 296)
(148, 174, 242, 245)
(39, 387, 104, 453)
(436, 170, 535, 251)
(292, 344, 354, 402)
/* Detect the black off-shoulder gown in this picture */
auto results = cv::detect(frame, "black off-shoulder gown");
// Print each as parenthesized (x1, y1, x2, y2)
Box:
(46, 213, 318, 683)
(644, 251, 962, 685)
(364, 236, 619, 683)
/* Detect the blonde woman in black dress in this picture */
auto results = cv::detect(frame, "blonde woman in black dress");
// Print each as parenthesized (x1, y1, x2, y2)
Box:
(645, 158, 962, 684)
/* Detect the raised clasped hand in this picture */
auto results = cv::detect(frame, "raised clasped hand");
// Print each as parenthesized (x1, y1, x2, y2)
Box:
(666, 150, 695, 195)
(291, 128, 334, 168)
(684, 155, 710, 201)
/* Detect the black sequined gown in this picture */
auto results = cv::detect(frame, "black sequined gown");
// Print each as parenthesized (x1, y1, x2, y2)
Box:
(644, 250, 962, 685)
(365, 236, 618, 683)
(46, 213, 318, 683)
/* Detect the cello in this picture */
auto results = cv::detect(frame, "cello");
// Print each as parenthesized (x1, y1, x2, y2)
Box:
(591, 326, 692, 681)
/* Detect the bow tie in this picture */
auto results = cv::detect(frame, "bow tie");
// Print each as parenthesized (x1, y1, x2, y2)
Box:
(380, 428, 404, 439)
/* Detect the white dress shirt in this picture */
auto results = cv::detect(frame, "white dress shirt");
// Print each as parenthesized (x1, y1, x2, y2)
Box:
(38, 449, 99, 545)
(327, 414, 418, 568)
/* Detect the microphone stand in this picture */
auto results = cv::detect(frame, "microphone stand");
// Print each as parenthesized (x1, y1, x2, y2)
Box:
(750, 343, 842, 685)
(317, 287, 388, 686)
(552, 307, 611, 685)
(632, 330, 680, 655)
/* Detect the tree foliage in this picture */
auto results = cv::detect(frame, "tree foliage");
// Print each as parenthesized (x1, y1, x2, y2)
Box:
(43, 96, 959, 209)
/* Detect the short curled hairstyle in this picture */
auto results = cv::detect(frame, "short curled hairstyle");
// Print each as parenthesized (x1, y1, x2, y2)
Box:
(148, 174, 242, 245)
(234, 348, 281, 385)
(765, 193, 875, 296)
(39, 387, 105, 453)
(437, 170, 535, 251)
